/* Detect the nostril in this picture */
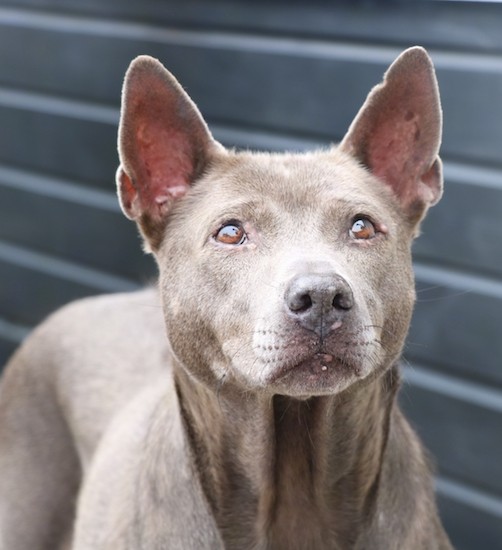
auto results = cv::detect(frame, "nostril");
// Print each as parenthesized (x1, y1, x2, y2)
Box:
(333, 292, 353, 311)
(289, 292, 313, 313)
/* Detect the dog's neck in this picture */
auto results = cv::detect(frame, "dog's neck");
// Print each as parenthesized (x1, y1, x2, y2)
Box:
(174, 364, 400, 548)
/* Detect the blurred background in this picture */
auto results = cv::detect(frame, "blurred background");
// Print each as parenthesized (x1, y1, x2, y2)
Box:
(0, 0, 501, 547)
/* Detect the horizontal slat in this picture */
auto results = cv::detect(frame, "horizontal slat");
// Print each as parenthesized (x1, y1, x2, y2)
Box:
(404, 362, 502, 417)
(0, 18, 501, 165)
(0, 241, 140, 291)
(409, 264, 502, 386)
(0, 259, 97, 326)
(4, 1, 502, 53)
(401, 365, 502, 496)
(0, 164, 118, 209)
(438, 485, 502, 550)
(0, 243, 139, 325)
(414, 162, 502, 279)
(437, 476, 502, 524)
(437, 475, 502, 549)
(0, 166, 155, 280)
(0, 105, 117, 188)
(0, 87, 118, 124)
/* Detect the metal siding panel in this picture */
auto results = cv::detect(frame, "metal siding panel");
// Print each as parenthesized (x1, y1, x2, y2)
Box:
(0, 3, 500, 548)
(0, 178, 155, 280)
(0, 105, 117, 188)
(401, 382, 502, 496)
(4, 1, 502, 52)
(0, 259, 101, 325)
(438, 492, 502, 550)
(409, 276, 502, 386)
(0, 248, 138, 326)
(0, 23, 502, 165)
(414, 165, 502, 279)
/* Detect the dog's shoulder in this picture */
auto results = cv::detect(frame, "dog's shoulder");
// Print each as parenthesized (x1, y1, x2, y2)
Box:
(7, 287, 165, 373)
(73, 376, 223, 550)
(1, 287, 171, 466)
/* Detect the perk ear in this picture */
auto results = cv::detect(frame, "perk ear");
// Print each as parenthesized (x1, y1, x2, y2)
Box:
(339, 46, 443, 224)
(117, 55, 221, 251)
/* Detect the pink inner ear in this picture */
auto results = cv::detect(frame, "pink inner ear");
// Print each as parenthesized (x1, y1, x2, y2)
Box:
(135, 121, 194, 216)
(118, 57, 215, 225)
(367, 109, 425, 205)
(340, 48, 442, 217)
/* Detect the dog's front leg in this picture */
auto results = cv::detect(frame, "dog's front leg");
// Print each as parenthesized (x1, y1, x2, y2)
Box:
(72, 381, 223, 550)
(0, 336, 81, 550)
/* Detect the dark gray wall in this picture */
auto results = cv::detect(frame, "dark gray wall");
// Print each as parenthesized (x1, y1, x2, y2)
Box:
(0, 1, 501, 547)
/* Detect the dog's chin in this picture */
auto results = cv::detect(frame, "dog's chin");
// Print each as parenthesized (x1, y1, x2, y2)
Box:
(261, 352, 368, 398)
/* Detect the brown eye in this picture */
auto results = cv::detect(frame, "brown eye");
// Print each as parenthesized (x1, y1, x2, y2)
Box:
(215, 222, 247, 245)
(350, 218, 376, 240)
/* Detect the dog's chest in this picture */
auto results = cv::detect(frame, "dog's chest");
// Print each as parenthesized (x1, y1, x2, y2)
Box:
(217, 400, 349, 550)
(221, 504, 340, 550)
(263, 505, 339, 550)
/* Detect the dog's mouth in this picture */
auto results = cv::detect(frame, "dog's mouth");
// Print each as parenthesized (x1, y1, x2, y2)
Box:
(263, 348, 367, 396)
(228, 323, 382, 396)
(267, 351, 348, 380)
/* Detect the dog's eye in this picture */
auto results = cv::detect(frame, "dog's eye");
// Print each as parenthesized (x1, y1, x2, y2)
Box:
(350, 218, 376, 240)
(215, 222, 247, 245)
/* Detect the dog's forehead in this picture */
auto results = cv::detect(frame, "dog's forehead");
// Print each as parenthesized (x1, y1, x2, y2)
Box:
(197, 148, 400, 218)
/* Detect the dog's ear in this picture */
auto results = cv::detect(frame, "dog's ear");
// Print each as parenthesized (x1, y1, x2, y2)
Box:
(117, 55, 221, 251)
(339, 46, 442, 225)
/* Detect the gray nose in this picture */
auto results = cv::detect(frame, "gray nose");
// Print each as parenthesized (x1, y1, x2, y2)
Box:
(285, 273, 354, 337)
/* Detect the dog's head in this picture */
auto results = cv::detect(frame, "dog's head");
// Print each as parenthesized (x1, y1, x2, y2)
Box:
(116, 47, 442, 398)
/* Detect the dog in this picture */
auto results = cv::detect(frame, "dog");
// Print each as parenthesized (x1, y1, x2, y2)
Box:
(0, 47, 453, 549)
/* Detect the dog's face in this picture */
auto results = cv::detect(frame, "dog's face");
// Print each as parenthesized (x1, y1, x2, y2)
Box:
(155, 150, 415, 397)
(116, 48, 442, 398)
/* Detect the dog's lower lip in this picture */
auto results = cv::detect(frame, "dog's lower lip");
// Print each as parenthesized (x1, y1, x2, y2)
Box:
(267, 352, 342, 383)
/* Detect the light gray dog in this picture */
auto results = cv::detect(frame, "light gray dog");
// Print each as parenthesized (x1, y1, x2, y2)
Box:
(0, 47, 453, 549)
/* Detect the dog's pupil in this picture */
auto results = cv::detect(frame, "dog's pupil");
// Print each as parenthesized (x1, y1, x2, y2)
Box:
(217, 224, 244, 244)
(351, 219, 374, 239)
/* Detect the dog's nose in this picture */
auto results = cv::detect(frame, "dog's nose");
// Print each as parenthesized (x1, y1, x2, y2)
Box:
(285, 273, 354, 337)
